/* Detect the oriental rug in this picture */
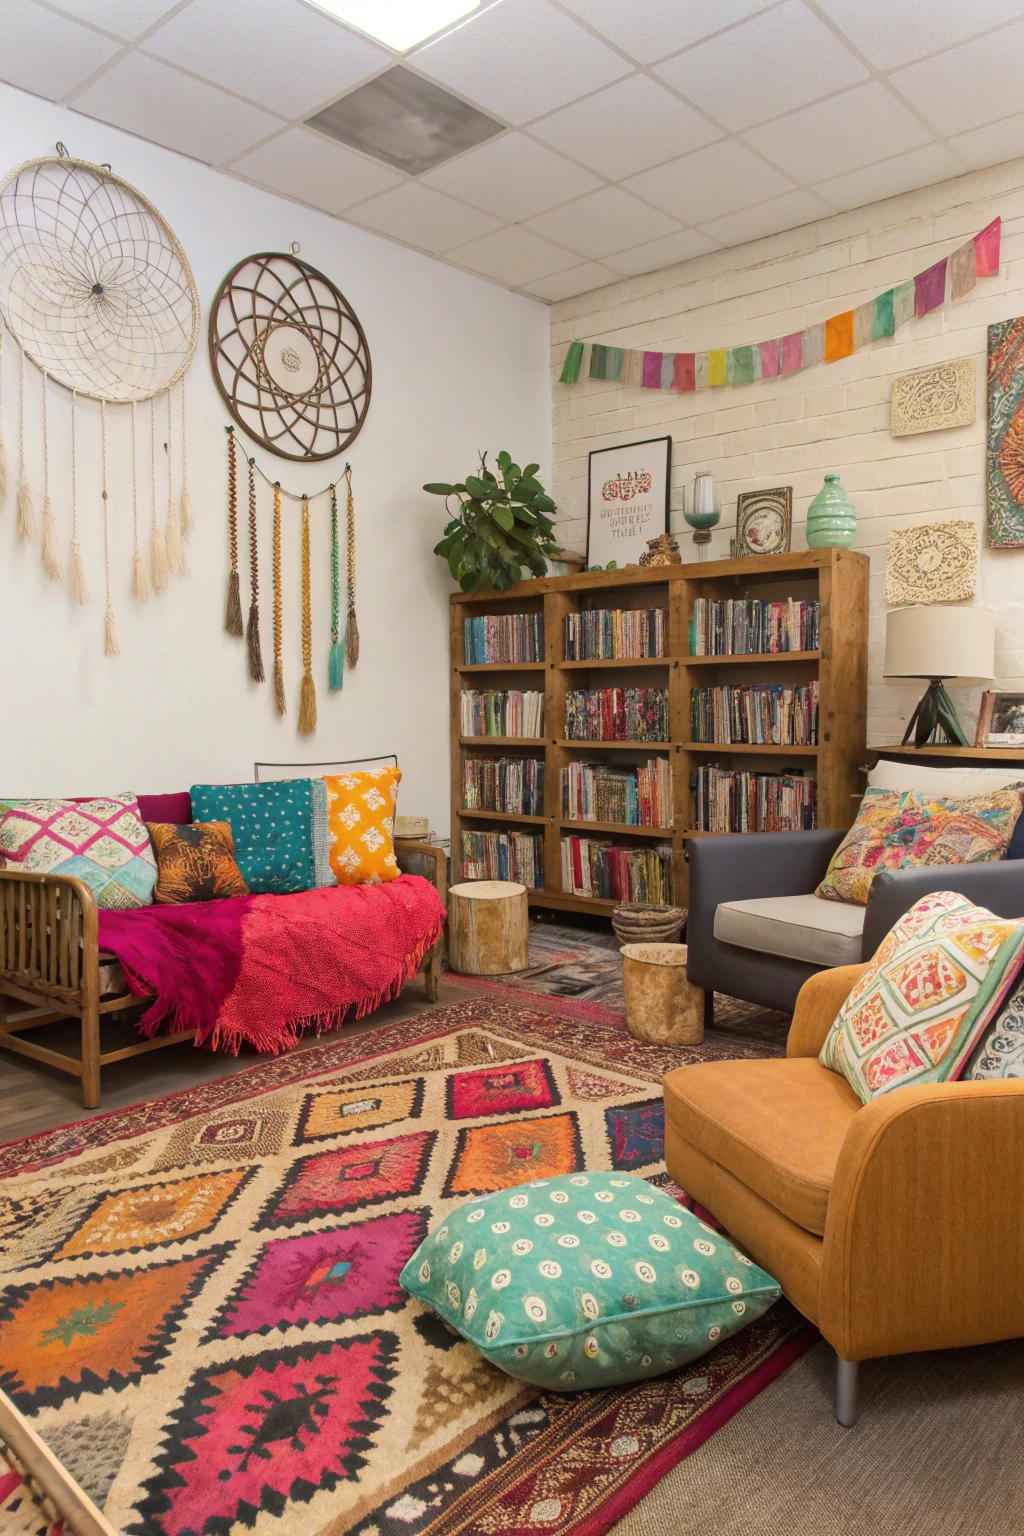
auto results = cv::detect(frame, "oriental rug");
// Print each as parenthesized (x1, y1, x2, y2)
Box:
(0, 998, 813, 1536)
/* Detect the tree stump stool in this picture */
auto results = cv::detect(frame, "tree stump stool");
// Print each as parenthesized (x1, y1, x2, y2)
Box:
(448, 880, 529, 975)
(621, 943, 704, 1045)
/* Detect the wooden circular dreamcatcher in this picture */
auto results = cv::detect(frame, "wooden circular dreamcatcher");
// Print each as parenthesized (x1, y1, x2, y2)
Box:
(208, 248, 371, 461)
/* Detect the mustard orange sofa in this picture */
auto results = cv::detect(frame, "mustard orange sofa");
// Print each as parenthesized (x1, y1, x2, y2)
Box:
(664, 963, 1024, 1425)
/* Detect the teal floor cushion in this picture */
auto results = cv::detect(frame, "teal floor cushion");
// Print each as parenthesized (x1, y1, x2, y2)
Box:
(400, 1172, 781, 1390)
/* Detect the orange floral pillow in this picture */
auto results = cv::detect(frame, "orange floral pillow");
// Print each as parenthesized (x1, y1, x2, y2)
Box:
(324, 767, 401, 885)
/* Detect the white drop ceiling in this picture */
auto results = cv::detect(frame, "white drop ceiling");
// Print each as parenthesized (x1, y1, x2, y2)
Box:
(7, 0, 1024, 303)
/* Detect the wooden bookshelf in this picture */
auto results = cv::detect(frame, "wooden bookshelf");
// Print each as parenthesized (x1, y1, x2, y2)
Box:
(450, 548, 868, 915)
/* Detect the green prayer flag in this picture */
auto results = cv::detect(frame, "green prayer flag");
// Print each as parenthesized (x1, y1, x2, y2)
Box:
(605, 346, 623, 382)
(559, 340, 584, 385)
(589, 343, 609, 380)
(872, 290, 895, 339)
(727, 345, 755, 386)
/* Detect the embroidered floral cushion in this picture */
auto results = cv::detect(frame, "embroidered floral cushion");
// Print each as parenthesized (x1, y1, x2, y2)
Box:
(0, 794, 157, 909)
(816, 787, 1024, 905)
(189, 780, 314, 895)
(400, 1172, 781, 1391)
(146, 821, 250, 904)
(324, 766, 401, 886)
(967, 969, 1024, 1079)
(820, 891, 1024, 1103)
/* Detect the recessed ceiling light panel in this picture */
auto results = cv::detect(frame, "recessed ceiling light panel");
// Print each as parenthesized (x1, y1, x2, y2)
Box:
(308, 66, 503, 176)
(311, 0, 481, 52)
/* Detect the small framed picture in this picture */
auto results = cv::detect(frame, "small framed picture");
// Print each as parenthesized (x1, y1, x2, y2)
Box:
(736, 487, 793, 557)
(587, 436, 670, 569)
(976, 691, 1024, 746)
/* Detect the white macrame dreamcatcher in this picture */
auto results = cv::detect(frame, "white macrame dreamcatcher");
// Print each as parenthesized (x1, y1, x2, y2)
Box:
(0, 145, 199, 652)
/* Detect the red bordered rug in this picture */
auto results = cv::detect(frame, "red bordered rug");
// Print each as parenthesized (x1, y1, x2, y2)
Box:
(0, 998, 814, 1536)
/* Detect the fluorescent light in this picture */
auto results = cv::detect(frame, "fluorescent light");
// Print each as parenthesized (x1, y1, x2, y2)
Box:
(313, 0, 482, 51)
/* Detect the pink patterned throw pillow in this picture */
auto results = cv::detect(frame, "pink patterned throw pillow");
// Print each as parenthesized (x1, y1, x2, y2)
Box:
(0, 794, 157, 909)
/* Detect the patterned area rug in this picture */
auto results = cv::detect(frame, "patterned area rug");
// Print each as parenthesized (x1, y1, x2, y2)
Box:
(0, 999, 813, 1536)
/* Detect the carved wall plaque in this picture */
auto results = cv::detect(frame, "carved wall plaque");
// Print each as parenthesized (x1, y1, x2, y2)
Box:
(885, 520, 979, 605)
(890, 357, 976, 436)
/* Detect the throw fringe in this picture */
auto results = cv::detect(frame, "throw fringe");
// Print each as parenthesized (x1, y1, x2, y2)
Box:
(298, 670, 317, 735)
(41, 496, 61, 580)
(345, 610, 360, 668)
(247, 602, 265, 683)
(151, 525, 168, 592)
(166, 499, 187, 576)
(16, 475, 35, 541)
(104, 601, 120, 657)
(69, 537, 90, 605)
(132, 549, 150, 602)
(274, 657, 287, 716)
(328, 641, 345, 691)
(225, 569, 243, 636)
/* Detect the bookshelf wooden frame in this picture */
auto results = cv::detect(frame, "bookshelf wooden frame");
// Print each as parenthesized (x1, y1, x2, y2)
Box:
(450, 548, 868, 916)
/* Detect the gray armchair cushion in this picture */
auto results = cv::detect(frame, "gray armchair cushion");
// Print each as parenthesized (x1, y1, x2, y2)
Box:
(715, 894, 864, 968)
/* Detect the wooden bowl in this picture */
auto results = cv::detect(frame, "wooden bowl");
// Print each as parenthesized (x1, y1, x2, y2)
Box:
(611, 903, 687, 947)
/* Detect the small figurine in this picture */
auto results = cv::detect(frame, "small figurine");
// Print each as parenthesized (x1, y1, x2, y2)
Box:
(639, 534, 681, 567)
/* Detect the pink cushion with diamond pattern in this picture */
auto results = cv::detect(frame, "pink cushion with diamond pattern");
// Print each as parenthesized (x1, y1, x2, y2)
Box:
(0, 793, 158, 909)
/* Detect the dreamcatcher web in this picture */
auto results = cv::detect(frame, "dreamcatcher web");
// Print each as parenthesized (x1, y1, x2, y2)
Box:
(0, 151, 198, 401)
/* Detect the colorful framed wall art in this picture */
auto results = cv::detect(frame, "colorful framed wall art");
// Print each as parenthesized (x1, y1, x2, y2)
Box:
(987, 317, 1024, 547)
(586, 436, 670, 569)
(736, 487, 792, 557)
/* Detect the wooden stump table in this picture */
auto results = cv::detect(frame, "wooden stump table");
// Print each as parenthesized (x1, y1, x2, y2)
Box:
(448, 880, 529, 975)
(621, 943, 704, 1045)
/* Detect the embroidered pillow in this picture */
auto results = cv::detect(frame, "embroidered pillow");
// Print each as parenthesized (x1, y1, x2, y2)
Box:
(146, 821, 249, 904)
(820, 891, 1024, 1103)
(325, 766, 401, 886)
(966, 969, 1024, 1079)
(816, 787, 1024, 905)
(0, 794, 157, 909)
(189, 780, 315, 895)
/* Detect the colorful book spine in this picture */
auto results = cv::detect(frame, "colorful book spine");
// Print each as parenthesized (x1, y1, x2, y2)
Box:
(690, 598, 819, 656)
(564, 688, 669, 742)
(561, 758, 672, 827)
(560, 836, 673, 903)
(564, 608, 666, 660)
(460, 690, 545, 738)
(461, 830, 543, 888)
(463, 612, 543, 664)
(689, 682, 818, 746)
(463, 756, 544, 815)
(690, 765, 817, 832)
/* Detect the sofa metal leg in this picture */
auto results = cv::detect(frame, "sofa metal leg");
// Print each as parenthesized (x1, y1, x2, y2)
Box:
(703, 989, 715, 1032)
(835, 1356, 859, 1427)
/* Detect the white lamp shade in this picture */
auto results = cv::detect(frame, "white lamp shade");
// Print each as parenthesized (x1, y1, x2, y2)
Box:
(884, 605, 995, 681)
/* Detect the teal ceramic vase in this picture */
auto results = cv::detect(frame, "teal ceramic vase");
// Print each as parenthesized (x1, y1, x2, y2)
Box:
(805, 474, 856, 549)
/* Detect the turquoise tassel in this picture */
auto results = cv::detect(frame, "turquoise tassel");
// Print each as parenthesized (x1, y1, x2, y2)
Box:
(329, 641, 345, 691)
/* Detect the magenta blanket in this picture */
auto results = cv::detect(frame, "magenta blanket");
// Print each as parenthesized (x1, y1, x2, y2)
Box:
(97, 874, 446, 1054)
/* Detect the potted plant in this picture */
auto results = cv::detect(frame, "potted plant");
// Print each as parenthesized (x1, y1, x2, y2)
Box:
(426, 452, 561, 592)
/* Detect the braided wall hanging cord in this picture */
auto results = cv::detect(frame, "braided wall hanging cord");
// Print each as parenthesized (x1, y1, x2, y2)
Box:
(329, 483, 343, 691)
(224, 425, 242, 636)
(272, 481, 286, 716)
(298, 494, 317, 734)
(344, 463, 359, 668)
(246, 455, 264, 683)
(68, 388, 88, 605)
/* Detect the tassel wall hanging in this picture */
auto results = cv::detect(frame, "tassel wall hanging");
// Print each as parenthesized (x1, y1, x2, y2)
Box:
(130, 401, 148, 601)
(344, 463, 359, 668)
(68, 390, 88, 605)
(100, 400, 118, 657)
(40, 369, 61, 580)
(329, 482, 344, 691)
(179, 375, 193, 536)
(246, 456, 264, 683)
(224, 425, 243, 636)
(298, 494, 317, 735)
(150, 398, 167, 592)
(272, 481, 286, 715)
(17, 348, 35, 542)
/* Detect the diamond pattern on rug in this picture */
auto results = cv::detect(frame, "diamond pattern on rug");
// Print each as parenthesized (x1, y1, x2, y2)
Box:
(565, 1065, 643, 1101)
(153, 1110, 288, 1171)
(131, 1331, 398, 1536)
(407, 1350, 508, 1450)
(50, 1169, 254, 1261)
(41, 1407, 135, 1511)
(293, 1079, 425, 1145)
(447, 1058, 559, 1120)
(209, 1208, 430, 1341)
(0, 1249, 227, 1412)
(443, 1112, 583, 1197)
(605, 1100, 665, 1170)
(259, 1131, 436, 1230)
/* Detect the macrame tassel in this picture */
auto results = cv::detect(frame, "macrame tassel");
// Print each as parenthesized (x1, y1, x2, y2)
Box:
(345, 610, 360, 668)
(16, 475, 35, 542)
(225, 426, 243, 636)
(151, 524, 169, 592)
(69, 538, 90, 606)
(69, 392, 89, 605)
(104, 602, 120, 657)
(41, 497, 61, 580)
(274, 657, 287, 717)
(180, 485, 194, 536)
(129, 402, 148, 601)
(225, 569, 243, 637)
(298, 671, 317, 735)
(298, 494, 317, 734)
(272, 482, 286, 714)
(100, 400, 118, 659)
(245, 457, 264, 682)
(247, 603, 265, 683)
(166, 497, 186, 575)
(132, 550, 149, 602)
(329, 642, 345, 691)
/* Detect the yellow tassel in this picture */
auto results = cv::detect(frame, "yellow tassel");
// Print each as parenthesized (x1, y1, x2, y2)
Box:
(69, 537, 90, 605)
(41, 496, 61, 580)
(166, 499, 186, 575)
(151, 526, 168, 592)
(104, 602, 120, 657)
(132, 550, 150, 602)
(179, 485, 194, 536)
(345, 610, 360, 668)
(274, 657, 287, 716)
(16, 475, 35, 541)
(298, 672, 317, 734)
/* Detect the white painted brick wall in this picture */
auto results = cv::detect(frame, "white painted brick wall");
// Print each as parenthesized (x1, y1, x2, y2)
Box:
(549, 157, 1024, 748)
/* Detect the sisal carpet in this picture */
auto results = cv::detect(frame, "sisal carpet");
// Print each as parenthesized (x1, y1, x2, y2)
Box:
(0, 997, 810, 1536)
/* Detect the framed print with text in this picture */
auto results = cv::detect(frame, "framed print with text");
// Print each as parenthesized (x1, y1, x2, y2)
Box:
(586, 436, 670, 569)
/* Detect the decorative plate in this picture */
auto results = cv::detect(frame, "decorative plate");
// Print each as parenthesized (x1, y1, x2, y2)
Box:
(208, 249, 371, 460)
(885, 519, 979, 605)
(736, 487, 792, 557)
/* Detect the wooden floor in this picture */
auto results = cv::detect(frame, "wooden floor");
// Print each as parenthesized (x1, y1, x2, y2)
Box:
(0, 975, 481, 1146)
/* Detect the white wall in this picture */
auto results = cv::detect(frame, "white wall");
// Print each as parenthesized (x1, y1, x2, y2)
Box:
(0, 83, 550, 838)
(550, 156, 1024, 747)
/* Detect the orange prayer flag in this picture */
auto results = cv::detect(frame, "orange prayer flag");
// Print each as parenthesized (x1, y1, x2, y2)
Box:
(824, 311, 854, 362)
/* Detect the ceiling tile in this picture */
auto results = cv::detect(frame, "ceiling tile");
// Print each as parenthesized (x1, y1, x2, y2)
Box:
(0, 0, 121, 101)
(653, 1, 868, 132)
(743, 83, 932, 184)
(950, 108, 1024, 170)
(524, 186, 682, 260)
(603, 229, 720, 277)
(346, 181, 501, 252)
(421, 133, 600, 220)
(409, 0, 632, 124)
(529, 75, 720, 181)
(814, 0, 1024, 71)
(890, 24, 1024, 136)
(699, 188, 833, 247)
(813, 142, 966, 212)
(448, 226, 578, 284)
(70, 53, 283, 165)
(624, 139, 793, 224)
(143, 0, 390, 118)
(524, 261, 619, 301)
(230, 127, 402, 213)
(557, 0, 779, 66)
(46, 0, 182, 38)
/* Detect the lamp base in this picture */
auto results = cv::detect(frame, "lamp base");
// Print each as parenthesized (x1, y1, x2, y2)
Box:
(901, 678, 971, 748)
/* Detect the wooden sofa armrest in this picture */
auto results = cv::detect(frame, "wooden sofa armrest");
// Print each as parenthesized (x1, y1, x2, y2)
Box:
(786, 963, 867, 1058)
(820, 1079, 1024, 1362)
(0, 1386, 119, 1536)
(394, 839, 448, 901)
(0, 869, 100, 1007)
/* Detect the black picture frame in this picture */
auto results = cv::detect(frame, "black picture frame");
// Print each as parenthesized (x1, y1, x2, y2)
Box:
(586, 436, 671, 570)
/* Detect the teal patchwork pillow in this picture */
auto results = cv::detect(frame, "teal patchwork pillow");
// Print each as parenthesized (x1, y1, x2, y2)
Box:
(189, 780, 314, 895)
(400, 1172, 781, 1390)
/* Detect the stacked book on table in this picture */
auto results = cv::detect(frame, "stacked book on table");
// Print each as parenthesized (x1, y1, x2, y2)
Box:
(564, 607, 666, 660)
(690, 682, 818, 745)
(461, 830, 543, 888)
(561, 759, 672, 827)
(690, 597, 819, 655)
(463, 756, 544, 816)
(561, 837, 673, 902)
(464, 613, 543, 664)
(690, 765, 817, 833)
(564, 688, 669, 742)
(460, 690, 545, 737)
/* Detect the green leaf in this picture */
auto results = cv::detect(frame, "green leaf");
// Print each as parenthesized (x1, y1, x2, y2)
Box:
(433, 532, 462, 558)
(423, 482, 456, 495)
(497, 450, 512, 471)
(464, 476, 493, 499)
(459, 569, 483, 593)
(492, 506, 514, 532)
(533, 495, 556, 512)
(521, 463, 540, 479)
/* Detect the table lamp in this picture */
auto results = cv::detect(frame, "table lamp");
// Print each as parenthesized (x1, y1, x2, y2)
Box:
(884, 605, 995, 746)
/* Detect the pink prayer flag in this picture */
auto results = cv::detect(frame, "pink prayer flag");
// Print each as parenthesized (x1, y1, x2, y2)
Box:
(758, 339, 779, 378)
(642, 351, 662, 388)
(975, 216, 1001, 277)
(914, 258, 947, 317)
(673, 353, 696, 391)
(781, 332, 803, 373)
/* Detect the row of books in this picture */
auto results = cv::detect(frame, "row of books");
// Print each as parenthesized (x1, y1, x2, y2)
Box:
(564, 607, 666, 660)
(460, 690, 545, 738)
(690, 766, 817, 833)
(461, 830, 543, 888)
(561, 758, 673, 828)
(690, 598, 820, 656)
(463, 612, 543, 665)
(564, 688, 670, 742)
(463, 756, 544, 816)
(561, 836, 674, 903)
(690, 682, 819, 746)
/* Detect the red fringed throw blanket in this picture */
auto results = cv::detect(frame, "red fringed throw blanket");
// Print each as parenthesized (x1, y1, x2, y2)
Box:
(97, 875, 446, 1054)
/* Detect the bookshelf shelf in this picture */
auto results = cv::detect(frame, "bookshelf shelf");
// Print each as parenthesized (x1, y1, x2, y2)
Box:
(451, 548, 867, 913)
